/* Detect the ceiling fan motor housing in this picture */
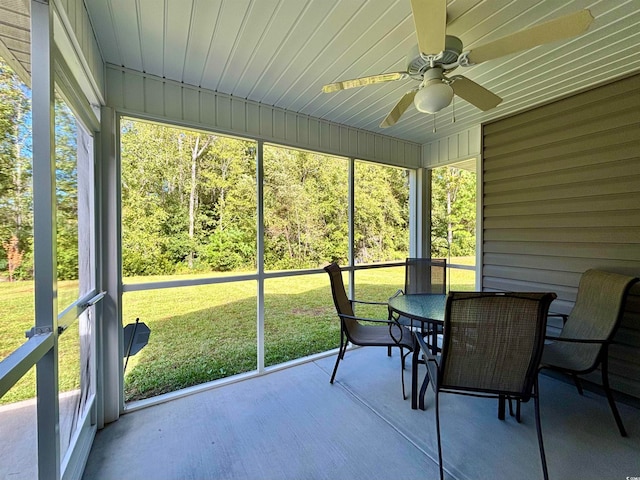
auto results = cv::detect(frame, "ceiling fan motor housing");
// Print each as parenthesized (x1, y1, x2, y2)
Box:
(407, 35, 463, 76)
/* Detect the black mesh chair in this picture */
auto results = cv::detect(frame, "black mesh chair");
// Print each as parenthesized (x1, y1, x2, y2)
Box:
(416, 291, 557, 480)
(540, 269, 639, 436)
(405, 257, 447, 295)
(324, 262, 414, 398)
(389, 258, 446, 356)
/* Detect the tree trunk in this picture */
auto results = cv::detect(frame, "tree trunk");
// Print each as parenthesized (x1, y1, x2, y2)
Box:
(447, 181, 453, 251)
(188, 137, 199, 268)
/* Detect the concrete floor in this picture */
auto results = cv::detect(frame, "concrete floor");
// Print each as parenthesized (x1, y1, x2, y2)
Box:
(80, 347, 640, 480)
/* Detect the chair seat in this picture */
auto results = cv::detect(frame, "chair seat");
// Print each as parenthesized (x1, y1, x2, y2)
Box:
(541, 341, 600, 373)
(351, 323, 413, 349)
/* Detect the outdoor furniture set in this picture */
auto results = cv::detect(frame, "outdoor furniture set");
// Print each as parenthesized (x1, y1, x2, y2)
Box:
(324, 259, 639, 480)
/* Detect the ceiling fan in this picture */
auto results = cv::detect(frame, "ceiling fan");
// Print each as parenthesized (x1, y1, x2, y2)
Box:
(321, 0, 594, 128)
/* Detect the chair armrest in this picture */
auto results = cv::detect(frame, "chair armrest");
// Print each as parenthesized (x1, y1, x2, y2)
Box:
(352, 299, 389, 306)
(338, 313, 393, 325)
(390, 289, 404, 299)
(415, 332, 439, 392)
(544, 335, 608, 345)
(339, 313, 410, 345)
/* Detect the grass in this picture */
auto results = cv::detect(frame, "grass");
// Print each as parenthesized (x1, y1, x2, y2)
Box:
(1, 260, 476, 404)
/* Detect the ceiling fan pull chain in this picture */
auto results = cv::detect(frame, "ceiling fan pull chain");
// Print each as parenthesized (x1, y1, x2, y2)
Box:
(432, 114, 437, 133)
(452, 96, 456, 123)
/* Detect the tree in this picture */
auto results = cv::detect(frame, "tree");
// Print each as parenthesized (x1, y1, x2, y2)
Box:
(354, 162, 408, 263)
(119, 119, 412, 276)
(0, 58, 32, 279)
(55, 98, 80, 280)
(431, 166, 476, 258)
(2, 234, 23, 281)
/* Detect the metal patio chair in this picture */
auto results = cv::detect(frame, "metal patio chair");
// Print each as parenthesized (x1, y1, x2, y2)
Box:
(539, 269, 639, 436)
(324, 262, 414, 398)
(416, 291, 557, 480)
(388, 257, 447, 355)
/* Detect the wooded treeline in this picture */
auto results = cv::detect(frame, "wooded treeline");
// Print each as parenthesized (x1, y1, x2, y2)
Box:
(0, 59, 79, 280)
(120, 119, 411, 275)
(0, 57, 475, 281)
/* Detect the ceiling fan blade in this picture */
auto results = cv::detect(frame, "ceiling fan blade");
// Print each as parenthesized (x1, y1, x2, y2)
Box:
(322, 72, 406, 93)
(467, 9, 594, 65)
(380, 90, 417, 128)
(411, 0, 446, 55)
(451, 76, 502, 111)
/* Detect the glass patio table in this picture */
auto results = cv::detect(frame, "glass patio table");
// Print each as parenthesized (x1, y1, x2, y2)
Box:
(388, 293, 447, 410)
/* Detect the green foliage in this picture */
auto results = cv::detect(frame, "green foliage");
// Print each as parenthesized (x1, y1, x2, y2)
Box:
(199, 228, 254, 271)
(431, 166, 476, 258)
(119, 120, 411, 276)
(0, 59, 32, 276)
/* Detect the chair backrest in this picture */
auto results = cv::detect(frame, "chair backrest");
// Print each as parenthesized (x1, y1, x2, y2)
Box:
(324, 262, 356, 328)
(559, 269, 638, 367)
(439, 292, 556, 400)
(405, 258, 447, 295)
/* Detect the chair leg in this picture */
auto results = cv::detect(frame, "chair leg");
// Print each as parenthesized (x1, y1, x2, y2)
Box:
(533, 377, 550, 480)
(387, 345, 392, 357)
(601, 354, 627, 437)
(330, 334, 347, 384)
(498, 395, 506, 420)
(330, 345, 344, 384)
(572, 374, 584, 395)
(419, 372, 429, 410)
(435, 392, 444, 480)
(507, 397, 522, 423)
(400, 350, 407, 400)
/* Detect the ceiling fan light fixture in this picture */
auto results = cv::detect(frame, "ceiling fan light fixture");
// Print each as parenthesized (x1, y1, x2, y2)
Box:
(414, 80, 454, 114)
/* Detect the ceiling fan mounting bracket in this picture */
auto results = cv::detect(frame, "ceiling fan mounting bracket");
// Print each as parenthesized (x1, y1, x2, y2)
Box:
(457, 51, 474, 68)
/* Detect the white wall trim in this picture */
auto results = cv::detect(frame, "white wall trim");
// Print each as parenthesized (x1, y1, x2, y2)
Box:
(104, 65, 422, 169)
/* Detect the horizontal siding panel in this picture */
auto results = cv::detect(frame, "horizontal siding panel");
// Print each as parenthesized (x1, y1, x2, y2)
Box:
(483, 254, 639, 276)
(483, 125, 638, 167)
(483, 94, 640, 149)
(483, 226, 639, 244)
(485, 192, 640, 217)
(485, 163, 640, 196)
(483, 75, 640, 137)
(483, 175, 640, 205)
(483, 266, 578, 289)
(484, 210, 640, 229)
(482, 74, 640, 399)
(483, 142, 638, 183)
(483, 241, 640, 262)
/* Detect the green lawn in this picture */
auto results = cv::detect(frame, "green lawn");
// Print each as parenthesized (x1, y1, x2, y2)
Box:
(1, 261, 475, 404)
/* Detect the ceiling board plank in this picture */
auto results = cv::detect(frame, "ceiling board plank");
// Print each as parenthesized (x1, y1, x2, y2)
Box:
(163, 0, 194, 81)
(198, 0, 252, 93)
(222, 0, 306, 98)
(182, 0, 223, 87)
(137, 0, 166, 77)
(109, 0, 144, 70)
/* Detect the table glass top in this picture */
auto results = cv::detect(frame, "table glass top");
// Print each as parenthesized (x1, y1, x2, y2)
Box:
(387, 293, 446, 323)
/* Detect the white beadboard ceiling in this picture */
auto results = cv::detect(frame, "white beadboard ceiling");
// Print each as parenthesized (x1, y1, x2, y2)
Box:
(1, 0, 639, 145)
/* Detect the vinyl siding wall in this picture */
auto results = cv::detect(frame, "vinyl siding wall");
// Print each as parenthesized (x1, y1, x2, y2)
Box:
(482, 73, 640, 398)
